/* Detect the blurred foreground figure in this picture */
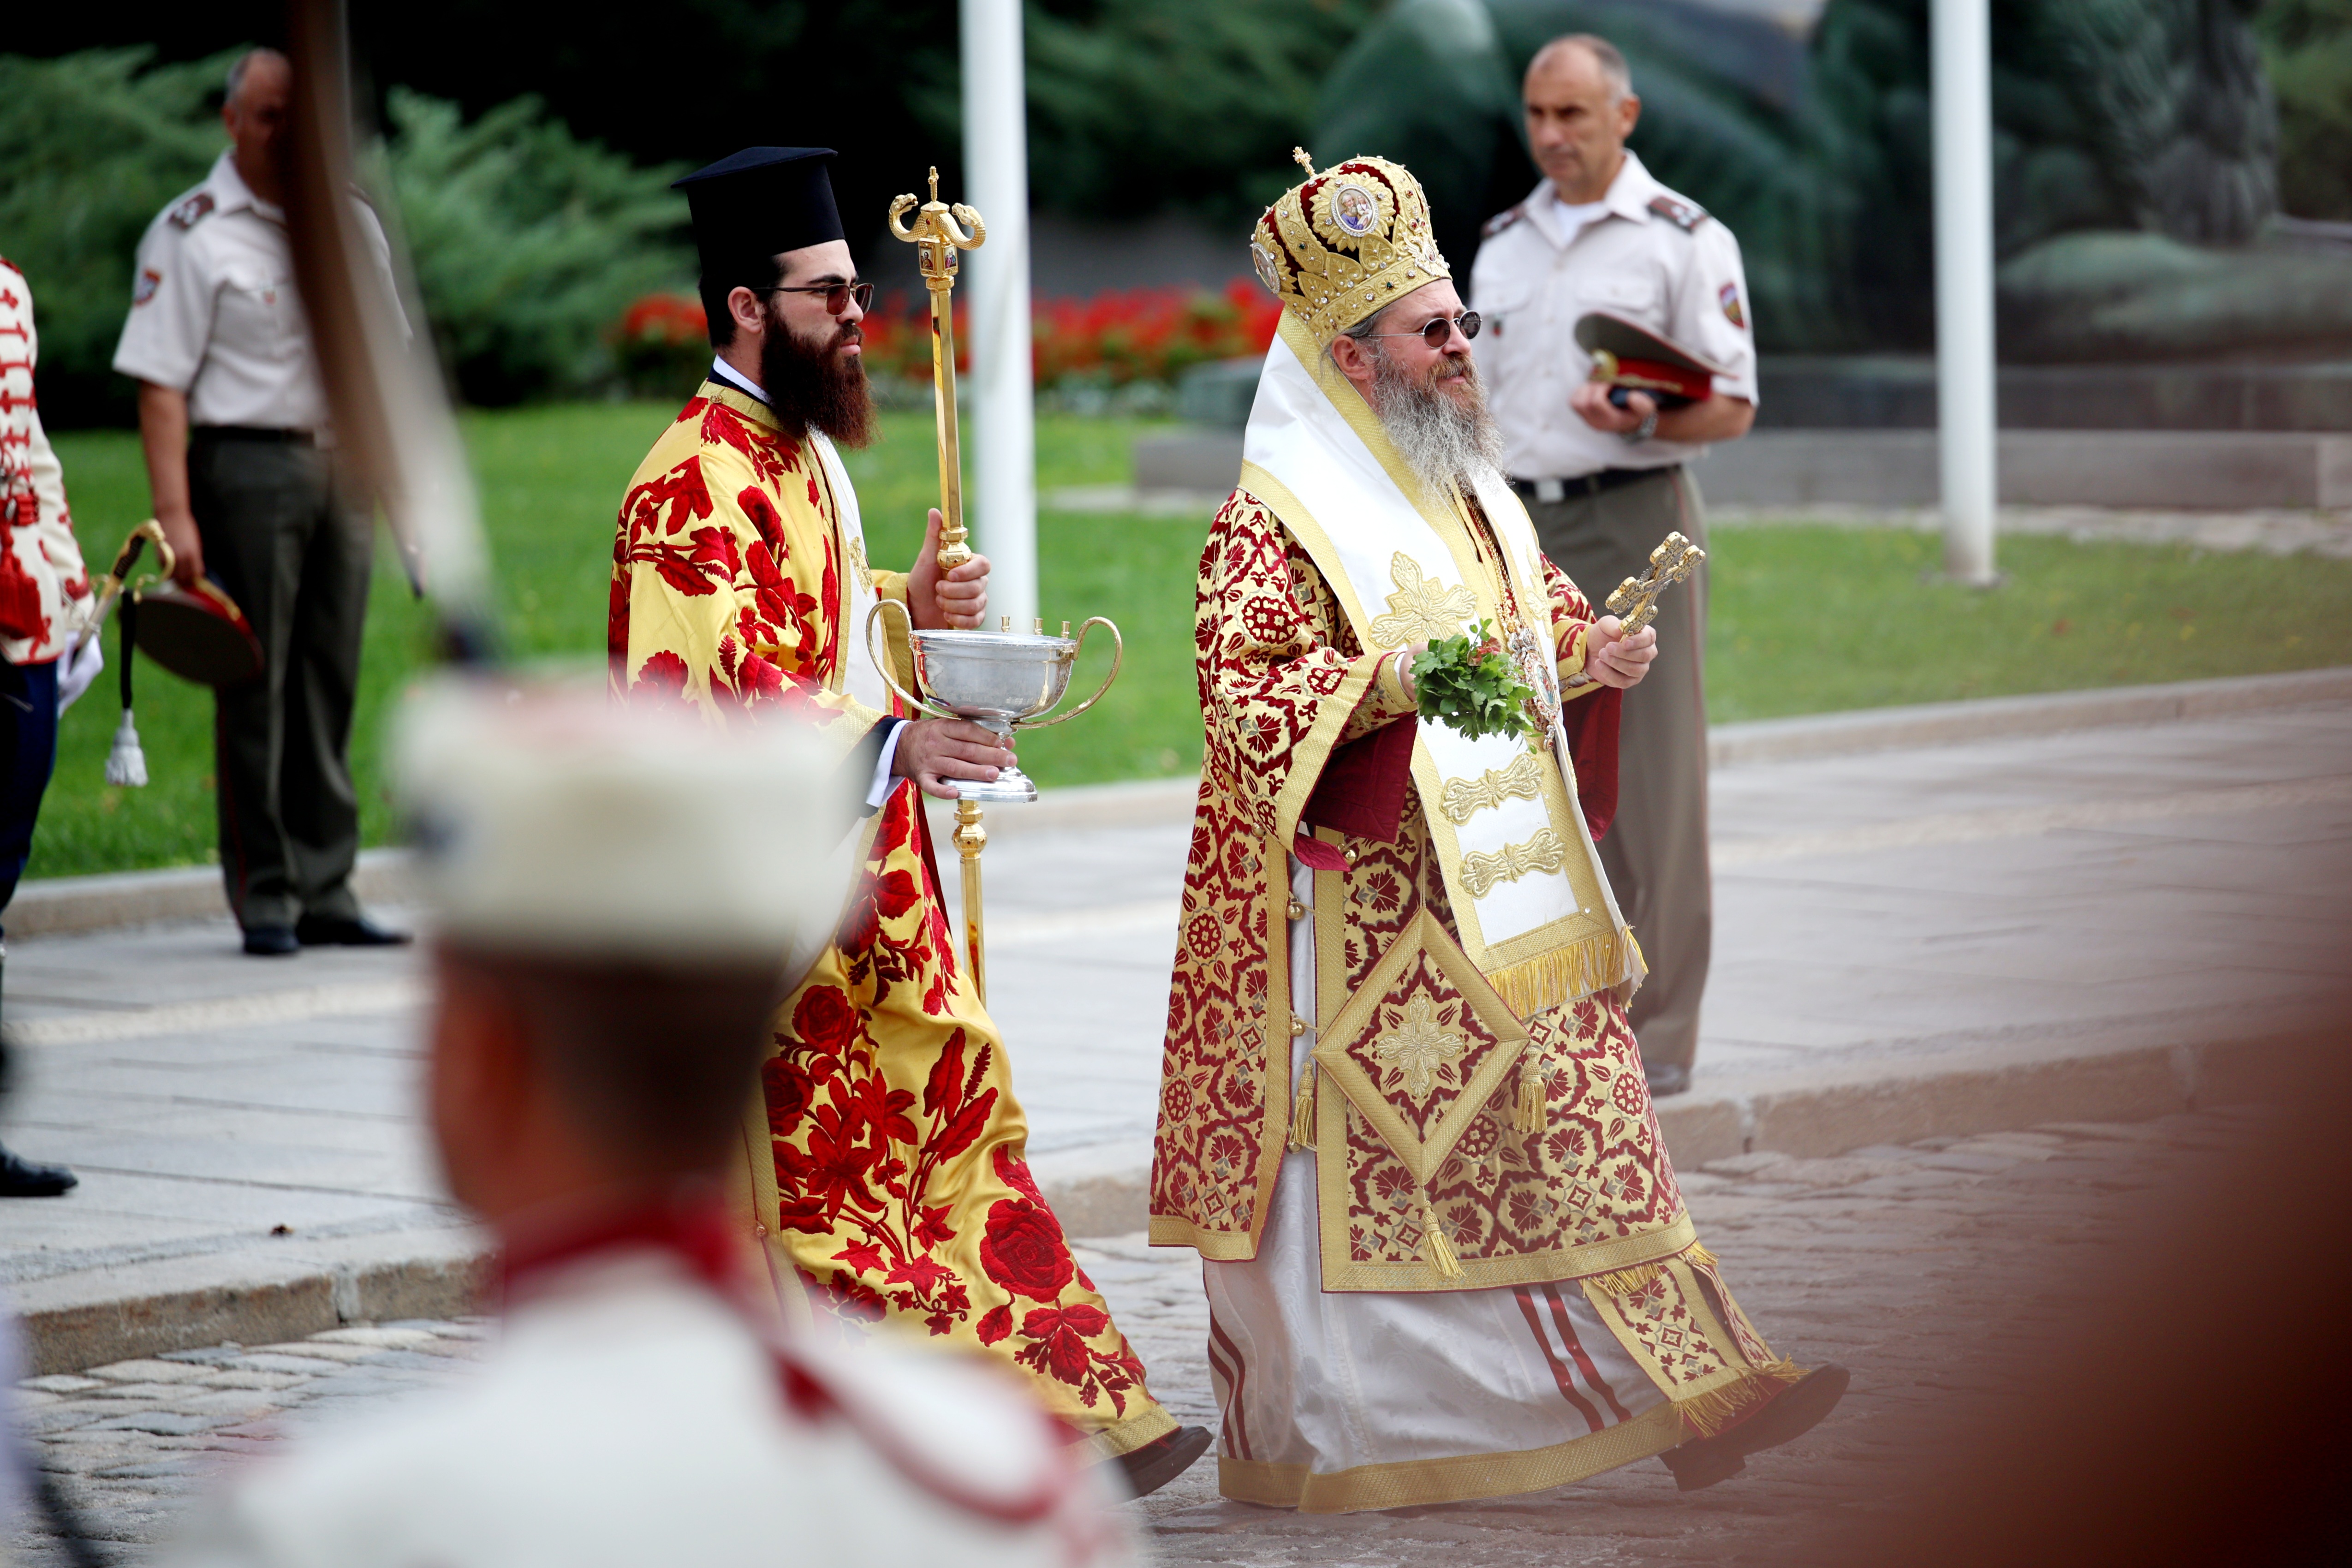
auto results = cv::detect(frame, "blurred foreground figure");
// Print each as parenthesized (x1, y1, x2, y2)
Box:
(609, 147, 1204, 1493)
(166, 680, 1133, 1568)
(1154, 151, 1839, 1512)
(0, 257, 100, 1198)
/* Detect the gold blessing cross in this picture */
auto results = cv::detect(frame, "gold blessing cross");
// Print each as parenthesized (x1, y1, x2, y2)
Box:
(1605, 531, 1707, 636)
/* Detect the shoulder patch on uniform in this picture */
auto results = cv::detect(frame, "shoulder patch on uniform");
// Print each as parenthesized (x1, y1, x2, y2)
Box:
(1481, 203, 1527, 240)
(1646, 193, 1708, 233)
(167, 191, 215, 230)
(132, 269, 163, 307)
(1719, 280, 1745, 328)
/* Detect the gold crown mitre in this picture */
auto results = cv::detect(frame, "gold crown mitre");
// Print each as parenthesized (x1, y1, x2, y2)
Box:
(1251, 149, 1451, 347)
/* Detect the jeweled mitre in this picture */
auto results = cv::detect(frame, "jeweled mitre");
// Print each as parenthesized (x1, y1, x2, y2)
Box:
(1252, 152, 1451, 348)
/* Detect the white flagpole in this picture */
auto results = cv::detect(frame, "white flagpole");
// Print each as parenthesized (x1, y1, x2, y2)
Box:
(960, 0, 1040, 626)
(1932, 0, 1999, 585)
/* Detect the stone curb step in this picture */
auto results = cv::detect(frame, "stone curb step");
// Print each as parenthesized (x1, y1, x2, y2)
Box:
(15, 667, 2347, 941)
(20, 1005, 2330, 1377)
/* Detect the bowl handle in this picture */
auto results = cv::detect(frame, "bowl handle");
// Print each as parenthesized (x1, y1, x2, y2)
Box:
(863, 599, 956, 721)
(1020, 615, 1124, 730)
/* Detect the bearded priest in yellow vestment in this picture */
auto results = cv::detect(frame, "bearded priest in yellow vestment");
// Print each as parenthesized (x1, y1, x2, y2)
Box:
(610, 146, 1202, 1491)
(1151, 152, 1847, 1512)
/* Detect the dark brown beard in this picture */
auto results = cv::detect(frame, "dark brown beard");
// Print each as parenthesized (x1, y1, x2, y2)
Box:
(758, 308, 876, 449)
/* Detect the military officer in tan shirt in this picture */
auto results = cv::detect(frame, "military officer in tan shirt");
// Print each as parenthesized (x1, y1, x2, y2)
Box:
(1469, 33, 1759, 1096)
(112, 48, 405, 958)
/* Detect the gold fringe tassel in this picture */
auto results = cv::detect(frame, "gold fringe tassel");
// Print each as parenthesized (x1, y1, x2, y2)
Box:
(1420, 1197, 1465, 1279)
(1486, 930, 1647, 1020)
(1672, 1359, 1809, 1439)
(1687, 1243, 1717, 1271)
(1513, 1055, 1547, 1134)
(1588, 1259, 1667, 1299)
(1288, 1067, 1318, 1151)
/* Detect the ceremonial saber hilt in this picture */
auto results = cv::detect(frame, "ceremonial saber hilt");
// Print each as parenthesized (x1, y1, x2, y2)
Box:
(1605, 531, 1706, 637)
(887, 168, 986, 571)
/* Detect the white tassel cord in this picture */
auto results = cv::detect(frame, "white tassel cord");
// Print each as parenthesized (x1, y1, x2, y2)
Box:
(104, 709, 148, 788)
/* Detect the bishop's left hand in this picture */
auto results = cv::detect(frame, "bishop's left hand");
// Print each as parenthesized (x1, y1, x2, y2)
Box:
(1583, 614, 1657, 689)
(907, 507, 990, 631)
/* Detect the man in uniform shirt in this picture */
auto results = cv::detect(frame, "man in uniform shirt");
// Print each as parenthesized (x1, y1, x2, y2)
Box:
(113, 48, 406, 958)
(164, 680, 1135, 1568)
(1469, 33, 1758, 1096)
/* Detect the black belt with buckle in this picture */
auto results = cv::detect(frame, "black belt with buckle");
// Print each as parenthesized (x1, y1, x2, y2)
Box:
(193, 426, 316, 445)
(1510, 465, 1678, 504)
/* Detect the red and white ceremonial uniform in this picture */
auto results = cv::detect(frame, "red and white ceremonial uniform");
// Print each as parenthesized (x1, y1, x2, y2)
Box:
(164, 1202, 1135, 1568)
(0, 261, 93, 665)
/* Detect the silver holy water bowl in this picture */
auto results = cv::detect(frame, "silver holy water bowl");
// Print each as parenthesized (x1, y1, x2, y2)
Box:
(866, 607, 1124, 802)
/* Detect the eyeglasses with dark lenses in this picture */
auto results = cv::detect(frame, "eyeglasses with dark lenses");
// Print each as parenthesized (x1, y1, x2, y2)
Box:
(1366, 311, 1482, 348)
(756, 281, 877, 316)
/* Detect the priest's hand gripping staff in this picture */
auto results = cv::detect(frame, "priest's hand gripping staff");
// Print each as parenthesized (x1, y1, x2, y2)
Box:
(869, 167, 1124, 1005)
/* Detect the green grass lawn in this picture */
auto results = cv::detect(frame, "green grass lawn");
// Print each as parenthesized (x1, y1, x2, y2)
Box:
(37, 405, 2352, 878)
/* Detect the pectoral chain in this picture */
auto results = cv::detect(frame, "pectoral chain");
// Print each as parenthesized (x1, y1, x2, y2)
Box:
(1459, 827, 1568, 898)
(1441, 751, 1546, 824)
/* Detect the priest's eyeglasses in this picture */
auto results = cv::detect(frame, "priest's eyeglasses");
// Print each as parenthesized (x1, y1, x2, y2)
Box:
(1364, 310, 1482, 347)
(1373, 310, 1477, 346)
(756, 281, 877, 316)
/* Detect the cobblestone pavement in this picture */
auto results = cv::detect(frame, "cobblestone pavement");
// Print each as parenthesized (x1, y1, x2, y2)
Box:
(9, 1110, 2249, 1565)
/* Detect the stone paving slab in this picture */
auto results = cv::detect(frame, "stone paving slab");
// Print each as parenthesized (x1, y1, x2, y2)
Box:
(0, 681, 2343, 1374)
(6, 1113, 2250, 1564)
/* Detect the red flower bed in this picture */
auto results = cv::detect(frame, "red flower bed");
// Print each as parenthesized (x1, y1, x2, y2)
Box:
(617, 279, 1280, 396)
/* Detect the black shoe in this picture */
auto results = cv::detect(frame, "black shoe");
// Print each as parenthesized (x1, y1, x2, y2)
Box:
(242, 924, 300, 956)
(295, 914, 411, 948)
(1643, 1061, 1691, 1097)
(1107, 1425, 1212, 1500)
(1659, 1364, 1851, 1491)
(0, 1148, 78, 1197)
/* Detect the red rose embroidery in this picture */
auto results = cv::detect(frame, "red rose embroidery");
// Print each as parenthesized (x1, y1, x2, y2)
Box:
(979, 1198, 1073, 1301)
(792, 986, 857, 1055)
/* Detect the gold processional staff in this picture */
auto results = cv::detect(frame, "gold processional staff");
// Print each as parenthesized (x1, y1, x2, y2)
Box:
(868, 169, 1122, 1006)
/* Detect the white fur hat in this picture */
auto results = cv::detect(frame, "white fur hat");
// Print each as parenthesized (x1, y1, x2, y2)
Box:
(393, 676, 857, 972)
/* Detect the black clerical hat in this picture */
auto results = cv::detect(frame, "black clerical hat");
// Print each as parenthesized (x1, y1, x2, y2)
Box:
(674, 148, 844, 272)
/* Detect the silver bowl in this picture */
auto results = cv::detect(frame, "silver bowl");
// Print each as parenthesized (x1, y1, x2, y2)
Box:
(866, 608, 1124, 802)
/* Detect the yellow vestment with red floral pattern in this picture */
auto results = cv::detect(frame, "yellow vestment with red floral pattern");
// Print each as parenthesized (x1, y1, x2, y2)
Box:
(612, 379, 1174, 1456)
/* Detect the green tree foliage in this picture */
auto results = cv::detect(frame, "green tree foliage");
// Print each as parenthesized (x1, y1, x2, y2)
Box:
(0, 48, 227, 427)
(0, 48, 689, 425)
(2258, 0, 2352, 219)
(1023, 0, 1383, 226)
(379, 89, 689, 406)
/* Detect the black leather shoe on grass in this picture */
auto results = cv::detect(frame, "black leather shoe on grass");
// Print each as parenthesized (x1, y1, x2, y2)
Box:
(1109, 1425, 1213, 1499)
(0, 1148, 78, 1197)
(242, 924, 300, 956)
(1659, 1364, 1851, 1492)
(295, 915, 412, 948)
(1643, 1061, 1691, 1097)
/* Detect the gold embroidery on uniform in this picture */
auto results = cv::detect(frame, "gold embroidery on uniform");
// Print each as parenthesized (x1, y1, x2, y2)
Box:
(1366, 552, 1477, 647)
(1369, 994, 1469, 1106)
(1460, 828, 1568, 898)
(1440, 751, 1546, 824)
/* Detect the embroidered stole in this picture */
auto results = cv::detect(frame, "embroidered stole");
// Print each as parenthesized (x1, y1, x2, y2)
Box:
(1240, 313, 1642, 1019)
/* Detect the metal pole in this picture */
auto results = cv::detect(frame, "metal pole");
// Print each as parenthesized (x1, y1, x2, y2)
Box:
(960, 0, 1039, 626)
(1932, 0, 1999, 585)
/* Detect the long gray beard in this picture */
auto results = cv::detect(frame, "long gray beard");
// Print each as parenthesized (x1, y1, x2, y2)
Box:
(1370, 345, 1506, 496)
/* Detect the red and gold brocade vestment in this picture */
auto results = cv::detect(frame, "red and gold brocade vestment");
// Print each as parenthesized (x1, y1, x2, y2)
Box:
(611, 379, 1174, 1457)
(1152, 321, 1799, 1508)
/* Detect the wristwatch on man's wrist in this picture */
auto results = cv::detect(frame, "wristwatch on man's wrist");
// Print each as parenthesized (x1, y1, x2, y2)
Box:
(1620, 409, 1660, 446)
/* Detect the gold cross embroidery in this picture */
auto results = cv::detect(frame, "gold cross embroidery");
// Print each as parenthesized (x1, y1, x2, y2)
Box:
(1366, 552, 1477, 648)
(1440, 751, 1546, 824)
(1460, 827, 1568, 898)
(1370, 993, 1468, 1107)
